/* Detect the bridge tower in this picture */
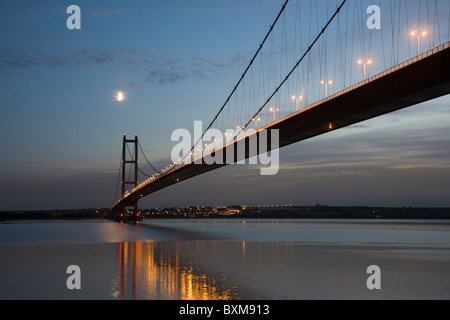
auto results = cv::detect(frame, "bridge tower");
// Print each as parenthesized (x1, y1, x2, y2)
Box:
(122, 134, 138, 199)
(115, 134, 141, 221)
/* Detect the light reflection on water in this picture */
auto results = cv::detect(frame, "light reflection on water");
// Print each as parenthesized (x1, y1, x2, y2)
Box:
(111, 241, 260, 300)
(109, 220, 450, 300)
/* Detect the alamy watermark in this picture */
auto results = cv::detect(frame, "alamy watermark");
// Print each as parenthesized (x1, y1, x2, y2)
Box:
(66, 265, 81, 290)
(366, 265, 381, 290)
(66, 5, 81, 30)
(367, 5, 381, 30)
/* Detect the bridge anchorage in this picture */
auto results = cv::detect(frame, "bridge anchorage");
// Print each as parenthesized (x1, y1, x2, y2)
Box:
(109, 134, 142, 222)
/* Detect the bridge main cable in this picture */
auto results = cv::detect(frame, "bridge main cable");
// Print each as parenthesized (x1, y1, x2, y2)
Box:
(180, 0, 290, 164)
(138, 139, 161, 175)
(240, 0, 349, 135)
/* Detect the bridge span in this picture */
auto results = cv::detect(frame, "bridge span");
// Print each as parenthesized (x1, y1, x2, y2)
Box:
(110, 42, 450, 220)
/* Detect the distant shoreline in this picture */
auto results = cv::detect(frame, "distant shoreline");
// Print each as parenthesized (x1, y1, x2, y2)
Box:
(1, 205, 450, 220)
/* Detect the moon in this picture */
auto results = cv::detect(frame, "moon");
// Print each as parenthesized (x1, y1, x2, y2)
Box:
(116, 91, 125, 102)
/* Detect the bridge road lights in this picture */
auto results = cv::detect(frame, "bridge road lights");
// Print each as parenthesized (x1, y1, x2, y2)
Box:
(358, 59, 372, 80)
(411, 31, 427, 56)
(291, 95, 303, 112)
(252, 117, 261, 129)
(321, 80, 333, 98)
(269, 107, 279, 122)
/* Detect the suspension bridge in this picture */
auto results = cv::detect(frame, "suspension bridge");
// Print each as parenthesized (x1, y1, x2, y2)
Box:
(109, 0, 450, 221)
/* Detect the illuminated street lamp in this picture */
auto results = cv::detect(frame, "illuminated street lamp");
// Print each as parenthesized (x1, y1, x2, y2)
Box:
(410, 31, 427, 56)
(269, 107, 275, 122)
(291, 95, 303, 112)
(358, 59, 372, 80)
(268, 107, 279, 122)
(320, 80, 333, 98)
(253, 117, 261, 129)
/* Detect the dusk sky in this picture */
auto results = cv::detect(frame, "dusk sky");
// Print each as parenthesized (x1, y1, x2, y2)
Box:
(1, 0, 449, 211)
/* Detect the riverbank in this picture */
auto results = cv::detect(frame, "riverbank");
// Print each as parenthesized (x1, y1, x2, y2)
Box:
(2, 205, 450, 220)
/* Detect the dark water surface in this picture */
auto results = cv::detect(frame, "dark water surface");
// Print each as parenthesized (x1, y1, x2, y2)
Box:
(1, 219, 449, 300)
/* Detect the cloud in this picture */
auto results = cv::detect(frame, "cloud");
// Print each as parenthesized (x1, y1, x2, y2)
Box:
(0, 48, 249, 86)
(0, 49, 118, 74)
(344, 124, 371, 130)
(144, 53, 248, 85)
(87, 0, 280, 16)
(144, 59, 191, 85)
(125, 81, 142, 88)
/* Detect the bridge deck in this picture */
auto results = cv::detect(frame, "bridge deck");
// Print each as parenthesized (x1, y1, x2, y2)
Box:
(111, 42, 450, 215)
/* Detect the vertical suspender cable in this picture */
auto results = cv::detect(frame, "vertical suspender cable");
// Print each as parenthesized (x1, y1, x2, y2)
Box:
(179, 0, 290, 164)
(239, 0, 348, 136)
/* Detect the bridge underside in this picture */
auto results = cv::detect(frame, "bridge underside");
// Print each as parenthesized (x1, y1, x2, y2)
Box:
(111, 43, 450, 216)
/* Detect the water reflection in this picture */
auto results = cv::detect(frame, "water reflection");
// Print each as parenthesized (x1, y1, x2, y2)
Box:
(111, 241, 250, 300)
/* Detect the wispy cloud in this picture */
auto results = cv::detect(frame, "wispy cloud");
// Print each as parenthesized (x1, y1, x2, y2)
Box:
(0, 49, 118, 74)
(0, 48, 249, 85)
(87, 0, 280, 16)
(144, 53, 249, 85)
(125, 81, 142, 88)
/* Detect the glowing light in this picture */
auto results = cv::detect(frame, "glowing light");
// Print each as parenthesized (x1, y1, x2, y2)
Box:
(410, 31, 427, 37)
(116, 91, 125, 102)
(410, 30, 428, 55)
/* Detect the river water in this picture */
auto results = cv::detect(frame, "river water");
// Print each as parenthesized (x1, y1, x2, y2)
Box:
(0, 219, 449, 300)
